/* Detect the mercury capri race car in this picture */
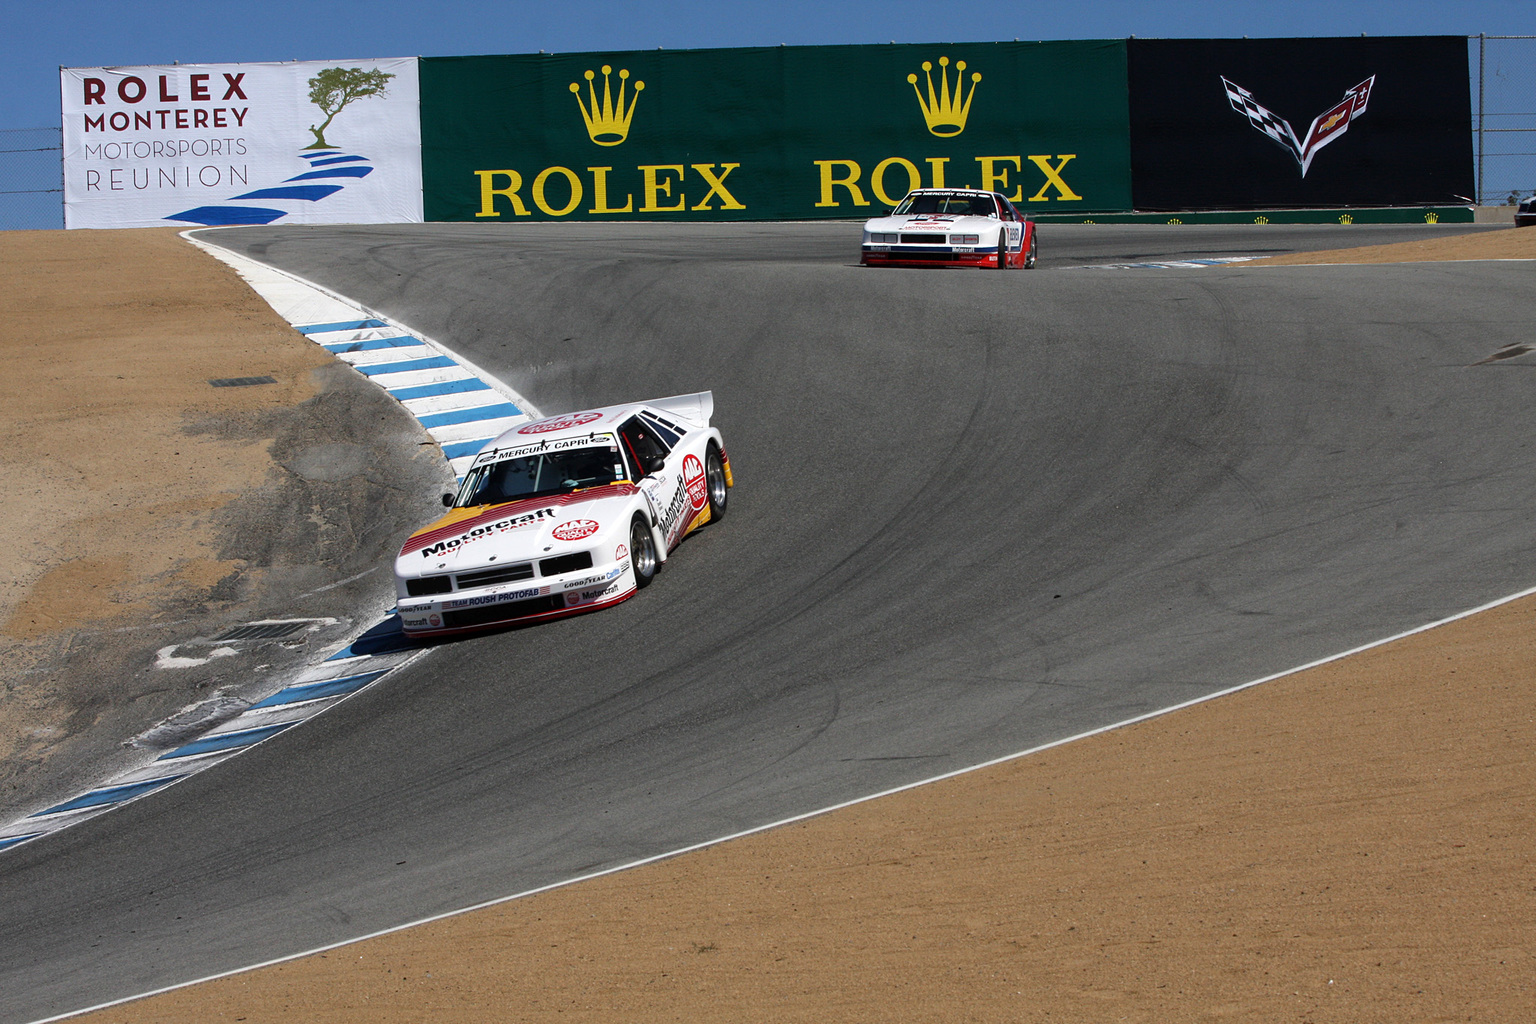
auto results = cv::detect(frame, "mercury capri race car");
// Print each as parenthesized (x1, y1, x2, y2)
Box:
(861, 188, 1037, 269)
(394, 392, 731, 638)
(1517, 194, 1536, 228)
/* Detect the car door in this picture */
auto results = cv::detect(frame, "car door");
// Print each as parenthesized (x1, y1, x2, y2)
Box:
(996, 193, 1022, 256)
(619, 415, 690, 550)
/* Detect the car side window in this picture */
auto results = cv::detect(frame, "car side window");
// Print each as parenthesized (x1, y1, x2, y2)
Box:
(639, 411, 682, 447)
(618, 416, 668, 479)
(997, 196, 1015, 221)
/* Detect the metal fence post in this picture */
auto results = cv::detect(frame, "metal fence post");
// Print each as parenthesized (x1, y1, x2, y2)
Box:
(1478, 33, 1486, 204)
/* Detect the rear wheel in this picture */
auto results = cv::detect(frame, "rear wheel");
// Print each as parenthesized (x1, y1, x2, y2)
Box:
(1024, 229, 1038, 269)
(630, 514, 658, 589)
(705, 443, 728, 521)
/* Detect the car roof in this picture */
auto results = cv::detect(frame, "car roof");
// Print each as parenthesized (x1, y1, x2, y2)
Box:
(906, 188, 1000, 197)
(478, 391, 713, 452)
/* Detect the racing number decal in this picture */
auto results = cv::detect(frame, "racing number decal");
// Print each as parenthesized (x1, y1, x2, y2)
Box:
(682, 453, 708, 511)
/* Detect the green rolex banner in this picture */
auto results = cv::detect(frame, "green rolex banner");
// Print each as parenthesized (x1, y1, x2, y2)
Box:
(420, 40, 1131, 222)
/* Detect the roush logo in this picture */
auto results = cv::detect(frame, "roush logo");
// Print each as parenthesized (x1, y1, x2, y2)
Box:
(682, 453, 708, 511)
(1222, 75, 1375, 177)
(615, 543, 628, 560)
(552, 519, 599, 541)
(445, 586, 547, 610)
(519, 411, 604, 434)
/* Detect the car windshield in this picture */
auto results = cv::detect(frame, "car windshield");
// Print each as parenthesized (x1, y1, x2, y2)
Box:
(893, 193, 996, 217)
(455, 446, 624, 506)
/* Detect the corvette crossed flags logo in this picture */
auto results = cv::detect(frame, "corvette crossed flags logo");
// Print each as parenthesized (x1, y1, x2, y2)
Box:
(1222, 75, 1376, 177)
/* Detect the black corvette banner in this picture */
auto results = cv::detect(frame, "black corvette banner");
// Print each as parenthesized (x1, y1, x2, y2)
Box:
(1128, 37, 1473, 210)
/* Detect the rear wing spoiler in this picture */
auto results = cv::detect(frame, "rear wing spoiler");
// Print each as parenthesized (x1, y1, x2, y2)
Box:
(647, 391, 713, 427)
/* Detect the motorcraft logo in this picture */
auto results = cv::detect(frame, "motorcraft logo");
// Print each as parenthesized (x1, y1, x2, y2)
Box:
(1222, 75, 1375, 177)
(566, 581, 623, 605)
(418, 506, 557, 557)
(655, 473, 689, 542)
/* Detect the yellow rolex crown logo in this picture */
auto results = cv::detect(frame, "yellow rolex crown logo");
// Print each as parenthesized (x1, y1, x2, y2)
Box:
(570, 65, 644, 146)
(908, 56, 980, 138)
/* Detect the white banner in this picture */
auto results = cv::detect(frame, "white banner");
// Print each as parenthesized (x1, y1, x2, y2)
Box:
(61, 58, 422, 229)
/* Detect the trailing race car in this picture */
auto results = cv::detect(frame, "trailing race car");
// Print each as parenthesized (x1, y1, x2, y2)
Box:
(1516, 195, 1536, 228)
(861, 188, 1037, 269)
(394, 392, 731, 637)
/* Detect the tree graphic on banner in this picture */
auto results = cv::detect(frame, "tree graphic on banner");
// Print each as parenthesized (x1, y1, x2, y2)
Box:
(306, 67, 394, 149)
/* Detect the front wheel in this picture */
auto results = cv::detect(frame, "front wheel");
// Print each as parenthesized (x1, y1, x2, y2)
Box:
(705, 443, 728, 521)
(630, 514, 658, 589)
(996, 234, 1010, 270)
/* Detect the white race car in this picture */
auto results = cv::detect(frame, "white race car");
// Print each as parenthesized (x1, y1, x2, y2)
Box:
(861, 188, 1037, 269)
(394, 392, 732, 637)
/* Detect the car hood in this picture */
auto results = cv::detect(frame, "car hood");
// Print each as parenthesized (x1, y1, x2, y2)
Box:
(863, 213, 1000, 233)
(397, 485, 638, 576)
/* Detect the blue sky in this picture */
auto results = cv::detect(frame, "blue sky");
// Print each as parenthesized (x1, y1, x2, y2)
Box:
(6, 0, 1531, 129)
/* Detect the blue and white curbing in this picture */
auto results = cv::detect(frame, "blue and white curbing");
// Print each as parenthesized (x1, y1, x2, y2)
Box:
(1082, 256, 1262, 270)
(0, 234, 540, 853)
(184, 230, 542, 479)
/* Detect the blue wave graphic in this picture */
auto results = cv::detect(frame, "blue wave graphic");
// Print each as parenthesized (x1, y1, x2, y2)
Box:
(286, 165, 374, 182)
(232, 185, 344, 202)
(166, 149, 373, 227)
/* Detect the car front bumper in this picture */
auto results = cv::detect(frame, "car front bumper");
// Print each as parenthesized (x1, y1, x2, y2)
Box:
(397, 557, 635, 637)
(861, 244, 1003, 268)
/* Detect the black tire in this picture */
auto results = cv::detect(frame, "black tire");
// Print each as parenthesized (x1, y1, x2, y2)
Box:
(705, 443, 728, 521)
(630, 514, 658, 589)
(996, 233, 1010, 270)
(1023, 229, 1038, 269)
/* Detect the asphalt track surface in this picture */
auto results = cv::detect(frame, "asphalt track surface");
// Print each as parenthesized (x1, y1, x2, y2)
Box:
(3, 221, 1532, 1022)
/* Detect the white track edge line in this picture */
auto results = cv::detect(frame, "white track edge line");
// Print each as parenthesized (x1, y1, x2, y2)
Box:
(36, 577, 1536, 1024)
(1247, 256, 1536, 267)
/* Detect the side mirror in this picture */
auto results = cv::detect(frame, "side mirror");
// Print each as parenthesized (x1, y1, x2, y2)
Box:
(645, 454, 666, 476)
(442, 492, 455, 507)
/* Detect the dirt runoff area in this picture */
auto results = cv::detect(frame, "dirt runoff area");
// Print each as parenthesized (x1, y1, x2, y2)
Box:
(1246, 221, 1536, 265)
(11, 225, 1535, 1023)
(0, 227, 446, 816)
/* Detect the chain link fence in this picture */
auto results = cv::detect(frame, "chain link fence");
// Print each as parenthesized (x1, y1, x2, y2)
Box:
(1476, 35, 1536, 206)
(3, 39, 1533, 228)
(0, 127, 63, 230)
